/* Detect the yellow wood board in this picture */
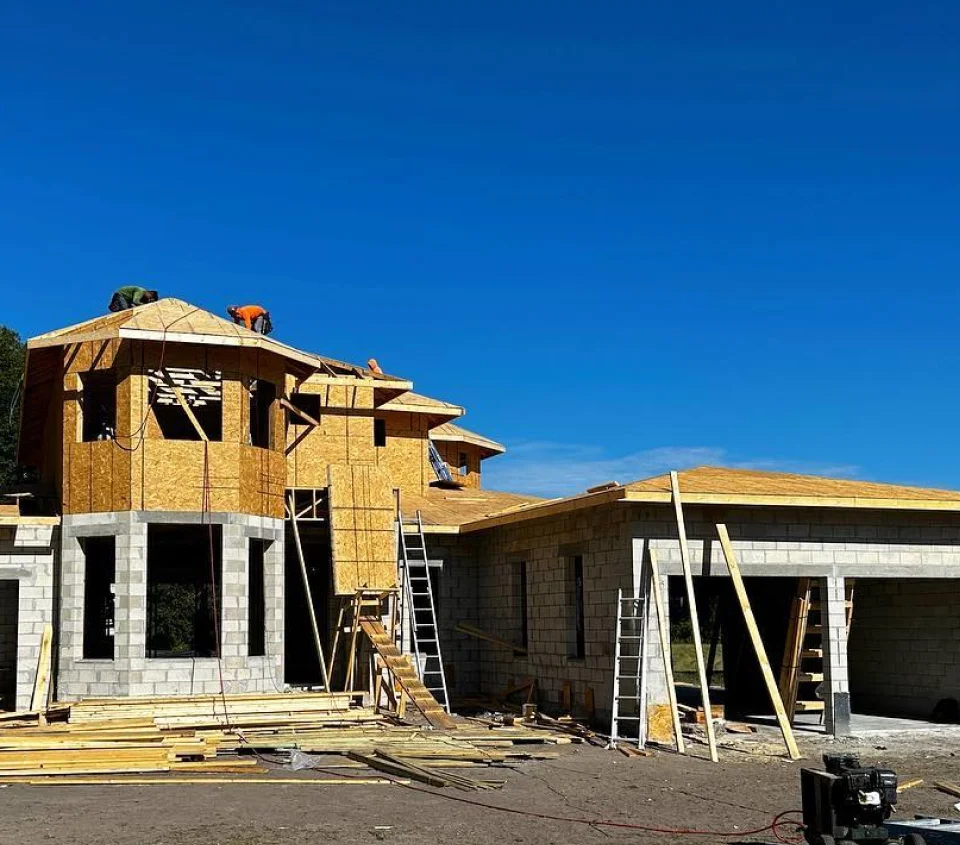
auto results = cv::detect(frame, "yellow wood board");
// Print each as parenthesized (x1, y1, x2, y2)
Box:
(328, 464, 397, 595)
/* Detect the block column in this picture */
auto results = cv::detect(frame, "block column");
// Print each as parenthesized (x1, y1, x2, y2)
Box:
(115, 513, 147, 693)
(822, 576, 851, 736)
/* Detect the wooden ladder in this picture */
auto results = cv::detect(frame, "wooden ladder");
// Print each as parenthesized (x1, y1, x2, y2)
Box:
(358, 617, 457, 730)
(779, 579, 855, 721)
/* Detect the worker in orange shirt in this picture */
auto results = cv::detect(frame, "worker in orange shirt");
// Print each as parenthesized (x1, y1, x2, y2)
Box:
(227, 304, 273, 335)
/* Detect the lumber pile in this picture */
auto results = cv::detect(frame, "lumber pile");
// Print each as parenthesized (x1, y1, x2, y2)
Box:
(0, 692, 368, 778)
(0, 691, 579, 782)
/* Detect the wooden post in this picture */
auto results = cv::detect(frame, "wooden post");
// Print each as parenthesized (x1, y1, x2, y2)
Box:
(345, 593, 362, 691)
(670, 470, 718, 762)
(30, 624, 53, 713)
(716, 523, 801, 760)
(648, 549, 685, 754)
(287, 491, 331, 690)
(162, 373, 209, 442)
(327, 600, 347, 686)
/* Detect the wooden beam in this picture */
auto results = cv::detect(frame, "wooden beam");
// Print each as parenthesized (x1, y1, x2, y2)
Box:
(287, 491, 331, 690)
(715, 523, 801, 761)
(279, 396, 322, 429)
(648, 549, 685, 755)
(670, 471, 718, 763)
(30, 624, 53, 712)
(454, 622, 527, 654)
(161, 374, 208, 442)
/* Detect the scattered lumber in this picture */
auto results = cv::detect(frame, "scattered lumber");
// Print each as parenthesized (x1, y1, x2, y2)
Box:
(0, 690, 574, 783)
(898, 778, 923, 793)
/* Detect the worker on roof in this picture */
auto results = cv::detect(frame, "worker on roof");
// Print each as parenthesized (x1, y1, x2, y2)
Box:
(227, 304, 273, 335)
(108, 285, 159, 312)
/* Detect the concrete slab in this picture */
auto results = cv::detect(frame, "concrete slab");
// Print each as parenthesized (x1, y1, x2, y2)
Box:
(745, 711, 948, 736)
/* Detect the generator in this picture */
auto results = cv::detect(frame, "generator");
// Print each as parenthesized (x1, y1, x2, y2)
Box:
(801, 753, 925, 845)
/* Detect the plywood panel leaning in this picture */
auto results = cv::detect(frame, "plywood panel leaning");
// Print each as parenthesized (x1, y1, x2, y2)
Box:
(328, 464, 398, 595)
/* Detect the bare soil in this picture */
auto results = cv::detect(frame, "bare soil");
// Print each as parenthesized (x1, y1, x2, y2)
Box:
(3, 728, 960, 845)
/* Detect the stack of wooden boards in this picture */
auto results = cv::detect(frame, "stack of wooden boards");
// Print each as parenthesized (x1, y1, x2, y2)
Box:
(0, 692, 577, 782)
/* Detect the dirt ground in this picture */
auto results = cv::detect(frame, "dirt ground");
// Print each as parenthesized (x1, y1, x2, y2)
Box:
(3, 727, 960, 845)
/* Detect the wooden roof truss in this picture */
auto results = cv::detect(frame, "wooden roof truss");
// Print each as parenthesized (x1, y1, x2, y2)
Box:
(148, 367, 223, 407)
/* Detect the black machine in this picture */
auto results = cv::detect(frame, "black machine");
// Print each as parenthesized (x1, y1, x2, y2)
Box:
(801, 754, 926, 845)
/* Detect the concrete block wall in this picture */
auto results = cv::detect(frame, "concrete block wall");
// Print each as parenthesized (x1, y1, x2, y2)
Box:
(0, 522, 57, 710)
(464, 506, 635, 723)
(427, 535, 481, 697)
(848, 579, 960, 720)
(58, 511, 284, 699)
(642, 506, 960, 579)
(451, 503, 960, 736)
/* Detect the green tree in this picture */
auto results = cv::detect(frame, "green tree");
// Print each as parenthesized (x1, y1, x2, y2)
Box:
(0, 327, 25, 490)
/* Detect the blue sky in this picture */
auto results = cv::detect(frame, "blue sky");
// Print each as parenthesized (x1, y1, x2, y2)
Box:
(2, 1, 959, 497)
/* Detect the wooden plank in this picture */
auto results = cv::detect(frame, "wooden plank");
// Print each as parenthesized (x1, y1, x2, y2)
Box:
(279, 395, 321, 428)
(31, 624, 53, 713)
(648, 549, 684, 754)
(454, 622, 527, 654)
(669, 471, 718, 763)
(715, 523, 801, 761)
(287, 491, 331, 690)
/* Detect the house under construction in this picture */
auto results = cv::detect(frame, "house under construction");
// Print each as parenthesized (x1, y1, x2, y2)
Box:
(4, 298, 960, 742)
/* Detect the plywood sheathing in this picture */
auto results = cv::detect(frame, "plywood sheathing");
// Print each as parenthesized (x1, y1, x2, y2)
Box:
(429, 422, 505, 456)
(285, 382, 377, 490)
(433, 441, 483, 489)
(401, 487, 545, 530)
(625, 466, 960, 505)
(328, 464, 397, 596)
(28, 298, 411, 389)
(62, 339, 286, 518)
(374, 412, 432, 494)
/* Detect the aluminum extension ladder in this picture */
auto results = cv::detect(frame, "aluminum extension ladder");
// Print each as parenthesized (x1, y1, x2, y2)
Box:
(610, 587, 649, 747)
(427, 440, 456, 485)
(398, 511, 450, 712)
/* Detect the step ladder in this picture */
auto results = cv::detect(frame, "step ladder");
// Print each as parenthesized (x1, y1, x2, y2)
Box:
(398, 511, 450, 713)
(610, 588, 649, 747)
(779, 579, 855, 721)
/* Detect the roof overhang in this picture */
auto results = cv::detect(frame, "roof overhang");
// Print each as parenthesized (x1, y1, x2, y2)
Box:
(622, 490, 960, 512)
(28, 327, 413, 391)
(455, 487, 960, 534)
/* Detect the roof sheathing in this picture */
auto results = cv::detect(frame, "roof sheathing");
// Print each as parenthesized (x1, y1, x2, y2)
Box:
(429, 422, 505, 456)
(27, 299, 412, 389)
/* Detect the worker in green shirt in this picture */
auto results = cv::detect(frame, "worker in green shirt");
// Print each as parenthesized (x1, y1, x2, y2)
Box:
(108, 285, 159, 312)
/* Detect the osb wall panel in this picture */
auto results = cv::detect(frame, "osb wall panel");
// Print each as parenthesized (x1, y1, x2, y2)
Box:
(42, 374, 64, 501)
(63, 339, 287, 517)
(328, 464, 397, 595)
(374, 412, 432, 494)
(285, 383, 377, 489)
(434, 442, 483, 489)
